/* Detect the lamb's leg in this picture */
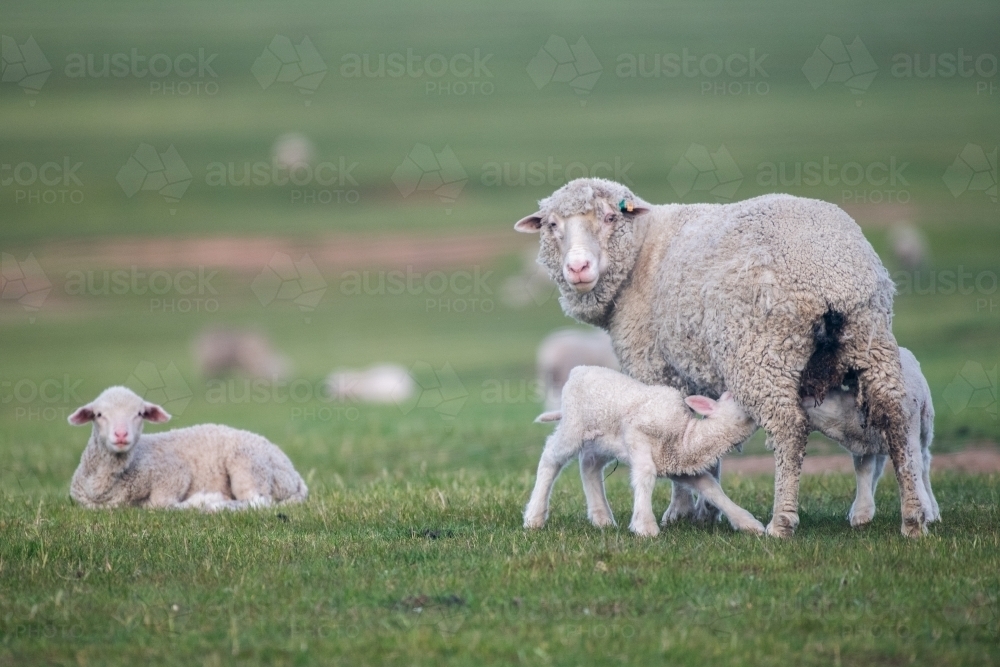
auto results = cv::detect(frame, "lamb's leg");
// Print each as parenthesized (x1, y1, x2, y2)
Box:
(921, 448, 940, 522)
(628, 448, 660, 537)
(524, 432, 576, 529)
(849, 454, 878, 526)
(226, 456, 273, 508)
(663, 483, 699, 524)
(671, 473, 764, 534)
(690, 459, 723, 524)
(579, 452, 616, 527)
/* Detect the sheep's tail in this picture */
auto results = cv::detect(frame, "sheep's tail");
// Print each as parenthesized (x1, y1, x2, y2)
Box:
(535, 411, 562, 423)
(799, 309, 847, 402)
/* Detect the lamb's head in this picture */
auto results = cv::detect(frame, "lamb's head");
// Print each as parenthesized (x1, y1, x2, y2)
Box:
(684, 391, 757, 443)
(801, 389, 864, 442)
(68, 386, 170, 454)
(514, 178, 649, 296)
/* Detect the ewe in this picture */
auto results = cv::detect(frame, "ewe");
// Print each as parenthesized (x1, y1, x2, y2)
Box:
(515, 178, 926, 537)
(524, 366, 761, 537)
(69, 386, 307, 510)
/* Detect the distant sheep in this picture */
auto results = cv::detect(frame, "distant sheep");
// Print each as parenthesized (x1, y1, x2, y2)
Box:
(193, 326, 289, 381)
(68, 386, 307, 511)
(888, 222, 929, 271)
(537, 328, 619, 410)
(326, 364, 414, 404)
(272, 132, 315, 171)
(524, 366, 762, 537)
(804, 347, 939, 526)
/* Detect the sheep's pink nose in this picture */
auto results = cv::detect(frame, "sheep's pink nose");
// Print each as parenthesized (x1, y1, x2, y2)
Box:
(113, 428, 128, 441)
(565, 258, 591, 277)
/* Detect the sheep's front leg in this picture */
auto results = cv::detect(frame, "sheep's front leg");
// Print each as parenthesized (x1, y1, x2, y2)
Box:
(849, 454, 878, 526)
(579, 452, 616, 528)
(690, 459, 723, 524)
(524, 433, 576, 529)
(671, 473, 764, 534)
(628, 449, 659, 537)
(662, 482, 699, 524)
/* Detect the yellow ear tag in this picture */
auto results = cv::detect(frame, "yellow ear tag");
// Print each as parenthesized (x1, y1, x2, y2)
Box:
(618, 199, 634, 214)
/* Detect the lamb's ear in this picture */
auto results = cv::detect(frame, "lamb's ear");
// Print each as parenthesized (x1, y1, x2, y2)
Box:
(141, 402, 171, 423)
(514, 212, 544, 233)
(684, 395, 718, 417)
(68, 405, 95, 425)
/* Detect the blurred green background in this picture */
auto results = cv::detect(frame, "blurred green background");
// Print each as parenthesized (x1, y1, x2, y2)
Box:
(0, 1, 998, 663)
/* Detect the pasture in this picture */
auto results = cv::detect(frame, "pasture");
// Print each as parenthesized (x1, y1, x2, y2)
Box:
(1, 0, 998, 664)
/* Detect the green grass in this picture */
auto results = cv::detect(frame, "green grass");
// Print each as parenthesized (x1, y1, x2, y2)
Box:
(2, 0, 1000, 664)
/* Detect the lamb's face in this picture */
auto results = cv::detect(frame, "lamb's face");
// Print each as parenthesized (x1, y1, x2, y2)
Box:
(685, 391, 757, 438)
(68, 386, 171, 454)
(801, 389, 864, 442)
(515, 198, 640, 294)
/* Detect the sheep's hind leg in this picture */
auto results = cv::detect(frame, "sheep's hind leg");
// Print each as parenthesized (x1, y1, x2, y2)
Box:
(579, 452, 616, 528)
(849, 454, 878, 526)
(524, 433, 576, 529)
(690, 459, 723, 524)
(662, 482, 700, 525)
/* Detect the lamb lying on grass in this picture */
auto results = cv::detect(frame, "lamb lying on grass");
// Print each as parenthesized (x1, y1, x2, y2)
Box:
(804, 347, 939, 526)
(68, 386, 307, 511)
(524, 366, 762, 536)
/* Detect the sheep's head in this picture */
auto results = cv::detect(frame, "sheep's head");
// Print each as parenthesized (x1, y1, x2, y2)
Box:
(801, 389, 864, 442)
(514, 178, 649, 295)
(68, 386, 170, 454)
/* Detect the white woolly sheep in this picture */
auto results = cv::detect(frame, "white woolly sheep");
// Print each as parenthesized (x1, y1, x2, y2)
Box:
(537, 328, 619, 410)
(515, 178, 926, 537)
(68, 386, 307, 510)
(325, 363, 414, 404)
(193, 326, 289, 381)
(524, 366, 762, 537)
(804, 347, 939, 526)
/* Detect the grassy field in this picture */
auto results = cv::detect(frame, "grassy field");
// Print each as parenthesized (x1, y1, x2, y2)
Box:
(2, 0, 999, 664)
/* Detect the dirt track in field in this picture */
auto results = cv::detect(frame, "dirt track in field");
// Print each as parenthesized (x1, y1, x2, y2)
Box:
(725, 446, 1000, 476)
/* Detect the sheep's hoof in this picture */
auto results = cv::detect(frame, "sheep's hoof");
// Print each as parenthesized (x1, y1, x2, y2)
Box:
(765, 512, 798, 538)
(661, 502, 696, 525)
(589, 513, 616, 528)
(523, 515, 546, 529)
(900, 515, 928, 538)
(629, 522, 660, 538)
(848, 504, 875, 527)
(735, 518, 766, 535)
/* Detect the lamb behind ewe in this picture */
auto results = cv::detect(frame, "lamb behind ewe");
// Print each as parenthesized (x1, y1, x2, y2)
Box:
(68, 386, 307, 510)
(515, 178, 926, 537)
(804, 346, 939, 526)
(524, 366, 762, 537)
(537, 328, 619, 410)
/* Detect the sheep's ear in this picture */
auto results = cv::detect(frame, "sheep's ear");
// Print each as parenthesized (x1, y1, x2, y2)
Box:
(142, 402, 171, 423)
(514, 212, 544, 233)
(684, 395, 718, 417)
(68, 405, 95, 425)
(607, 198, 650, 217)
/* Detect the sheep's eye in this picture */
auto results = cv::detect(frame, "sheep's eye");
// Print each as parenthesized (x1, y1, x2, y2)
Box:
(603, 212, 616, 224)
(95, 412, 102, 418)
